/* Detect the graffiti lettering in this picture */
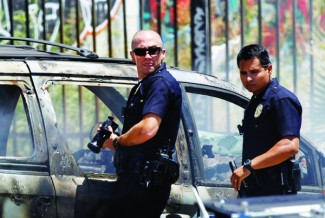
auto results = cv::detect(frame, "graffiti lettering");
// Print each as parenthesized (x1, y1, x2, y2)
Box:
(0, 0, 121, 47)
(193, 7, 206, 73)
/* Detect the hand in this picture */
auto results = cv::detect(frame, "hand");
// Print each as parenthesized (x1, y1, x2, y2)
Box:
(97, 123, 102, 132)
(230, 165, 250, 191)
(101, 126, 118, 151)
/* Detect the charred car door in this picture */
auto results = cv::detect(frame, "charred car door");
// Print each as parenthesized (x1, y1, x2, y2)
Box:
(29, 60, 137, 217)
(0, 61, 55, 217)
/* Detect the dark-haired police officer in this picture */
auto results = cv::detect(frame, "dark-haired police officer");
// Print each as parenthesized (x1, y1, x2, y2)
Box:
(230, 44, 302, 197)
(101, 30, 182, 218)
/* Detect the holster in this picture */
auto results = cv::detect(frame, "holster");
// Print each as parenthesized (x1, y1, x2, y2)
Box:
(142, 154, 179, 187)
(113, 147, 179, 187)
(288, 158, 301, 192)
(277, 158, 301, 193)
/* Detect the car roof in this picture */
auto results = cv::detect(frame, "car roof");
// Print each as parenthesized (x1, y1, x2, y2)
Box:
(169, 67, 249, 97)
(0, 44, 134, 64)
(0, 37, 250, 99)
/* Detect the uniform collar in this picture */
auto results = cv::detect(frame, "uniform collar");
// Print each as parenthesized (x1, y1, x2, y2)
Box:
(261, 78, 279, 101)
(136, 63, 166, 95)
(251, 78, 278, 101)
(140, 62, 166, 83)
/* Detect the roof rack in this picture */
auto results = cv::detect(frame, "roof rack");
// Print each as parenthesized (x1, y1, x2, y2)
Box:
(0, 37, 99, 59)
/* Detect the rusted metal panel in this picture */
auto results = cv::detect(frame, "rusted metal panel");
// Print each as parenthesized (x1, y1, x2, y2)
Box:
(0, 61, 30, 74)
(26, 60, 138, 79)
(0, 174, 56, 217)
(51, 176, 85, 218)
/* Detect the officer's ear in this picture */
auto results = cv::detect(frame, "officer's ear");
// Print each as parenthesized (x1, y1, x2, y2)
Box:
(160, 49, 166, 63)
(130, 51, 136, 63)
(267, 64, 272, 75)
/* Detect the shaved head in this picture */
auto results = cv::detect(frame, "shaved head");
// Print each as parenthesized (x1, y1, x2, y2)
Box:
(131, 30, 163, 50)
(130, 29, 166, 79)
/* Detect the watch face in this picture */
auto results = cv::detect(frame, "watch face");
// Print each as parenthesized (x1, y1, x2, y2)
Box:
(244, 159, 251, 165)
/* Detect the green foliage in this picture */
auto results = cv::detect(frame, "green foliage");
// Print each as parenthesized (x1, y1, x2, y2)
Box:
(8, 96, 33, 157)
(48, 84, 120, 150)
(13, 10, 27, 38)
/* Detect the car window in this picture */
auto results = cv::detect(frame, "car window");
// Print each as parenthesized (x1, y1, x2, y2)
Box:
(186, 90, 319, 189)
(47, 83, 130, 174)
(0, 85, 34, 157)
(186, 92, 244, 184)
(295, 149, 315, 186)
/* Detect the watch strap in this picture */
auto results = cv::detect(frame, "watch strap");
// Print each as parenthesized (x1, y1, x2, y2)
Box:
(113, 137, 120, 149)
(244, 159, 254, 173)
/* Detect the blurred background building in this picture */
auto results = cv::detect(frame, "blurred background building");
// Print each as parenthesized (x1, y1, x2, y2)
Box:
(0, 0, 324, 149)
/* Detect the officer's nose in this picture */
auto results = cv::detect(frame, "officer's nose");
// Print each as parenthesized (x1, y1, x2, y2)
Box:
(246, 74, 253, 82)
(144, 51, 152, 58)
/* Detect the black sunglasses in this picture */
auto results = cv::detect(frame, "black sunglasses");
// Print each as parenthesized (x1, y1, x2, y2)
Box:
(132, 46, 162, 56)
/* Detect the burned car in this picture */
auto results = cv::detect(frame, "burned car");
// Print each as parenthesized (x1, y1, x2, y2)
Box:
(0, 37, 324, 217)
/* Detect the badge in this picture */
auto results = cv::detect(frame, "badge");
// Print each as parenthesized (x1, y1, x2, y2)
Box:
(254, 104, 263, 118)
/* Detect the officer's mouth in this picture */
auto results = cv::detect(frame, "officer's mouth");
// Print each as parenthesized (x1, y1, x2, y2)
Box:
(245, 83, 256, 89)
(143, 62, 153, 67)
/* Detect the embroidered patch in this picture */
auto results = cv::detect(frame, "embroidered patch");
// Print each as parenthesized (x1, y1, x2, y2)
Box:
(254, 104, 263, 118)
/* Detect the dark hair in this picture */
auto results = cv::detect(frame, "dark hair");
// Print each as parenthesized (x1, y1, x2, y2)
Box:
(236, 44, 271, 68)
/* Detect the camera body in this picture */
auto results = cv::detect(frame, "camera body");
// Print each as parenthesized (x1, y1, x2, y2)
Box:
(87, 116, 119, 153)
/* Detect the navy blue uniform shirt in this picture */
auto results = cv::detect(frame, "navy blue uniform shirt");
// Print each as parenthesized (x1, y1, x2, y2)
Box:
(242, 78, 302, 162)
(122, 62, 182, 155)
(108, 63, 181, 218)
(241, 78, 302, 195)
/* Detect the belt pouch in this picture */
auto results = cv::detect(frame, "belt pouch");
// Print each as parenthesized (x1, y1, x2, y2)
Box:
(148, 156, 179, 187)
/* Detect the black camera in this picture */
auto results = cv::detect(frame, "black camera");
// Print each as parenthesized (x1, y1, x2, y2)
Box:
(87, 116, 119, 153)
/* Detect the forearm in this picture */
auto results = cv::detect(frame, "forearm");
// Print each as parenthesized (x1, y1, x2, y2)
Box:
(118, 113, 161, 146)
(119, 124, 154, 146)
(250, 136, 299, 170)
(232, 136, 299, 190)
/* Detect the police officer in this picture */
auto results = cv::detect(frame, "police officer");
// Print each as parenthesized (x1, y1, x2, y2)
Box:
(230, 44, 302, 197)
(101, 30, 182, 217)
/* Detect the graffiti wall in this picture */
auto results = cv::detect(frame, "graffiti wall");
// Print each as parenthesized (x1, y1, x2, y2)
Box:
(0, 0, 325, 148)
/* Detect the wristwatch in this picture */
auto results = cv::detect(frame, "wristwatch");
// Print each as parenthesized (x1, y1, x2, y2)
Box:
(243, 159, 254, 173)
(113, 137, 121, 149)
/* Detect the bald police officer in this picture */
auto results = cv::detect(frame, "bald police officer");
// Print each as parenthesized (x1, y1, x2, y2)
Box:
(102, 30, 182, 217)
